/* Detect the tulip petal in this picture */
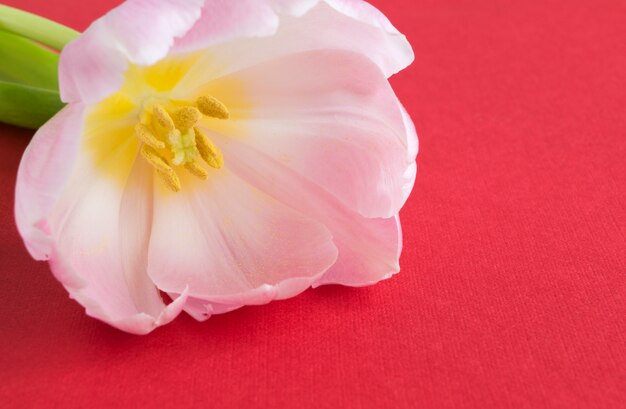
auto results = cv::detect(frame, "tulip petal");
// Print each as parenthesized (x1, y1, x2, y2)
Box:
(167, 293, 243, 322)
(147, 168, 338, 310)
(213, 133, 403, 288)
(314, 215, 402, 287)
(15, 103, 85, 260)
(398, 101, 419, 202)
(59, 0, 204, 104)
(49, 156, 189, 334)
(16, 108, 187, 333)
(197, 49, 417, 219)
(50, 154, 189, 333)
(174, 0, 413, 83)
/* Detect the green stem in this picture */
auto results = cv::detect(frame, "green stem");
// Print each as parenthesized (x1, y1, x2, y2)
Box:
(0, 5, 79, 50)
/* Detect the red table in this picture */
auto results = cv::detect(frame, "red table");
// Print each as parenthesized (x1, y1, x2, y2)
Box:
(1, 1, 624, 408)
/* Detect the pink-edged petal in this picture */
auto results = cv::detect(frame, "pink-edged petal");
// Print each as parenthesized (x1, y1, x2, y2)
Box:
(173, 0, 413, 85)
(399, 101, 419, 204)
(317, 0, 414, 76)
(147, 168, 338, 310)
(50, 245, 188, 334)
(19, 121, 185, 334)
(173, 0, 285, 51)
(15, 103, 85, 260)
(167, 293, 243, 322)
(59, 0, 204, 103)
(215, 135, 403, 288)
(314, 215, 402, 287)
(198, 49, 416, 219)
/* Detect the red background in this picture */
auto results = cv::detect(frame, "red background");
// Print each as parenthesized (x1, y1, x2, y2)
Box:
(1, 0, 625, 408)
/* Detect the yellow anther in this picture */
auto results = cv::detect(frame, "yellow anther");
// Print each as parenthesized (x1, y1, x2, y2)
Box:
(135, 123, 165, 149)
(141, 145, 181, 192)
(156, 169, 181, 192)
(196, 96, 230, 120)
(184, 161, 209, 180)
(172, 106, 202, 130)
(194, 127, 224, 169)
(153, 104, 175, 131)
(140, 145, 173, 174)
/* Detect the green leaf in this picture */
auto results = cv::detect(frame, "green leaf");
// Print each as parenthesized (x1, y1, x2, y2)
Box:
(0, 80, 64, 129)
(0, 30, 59, 89)
(0, 5, 79, 50)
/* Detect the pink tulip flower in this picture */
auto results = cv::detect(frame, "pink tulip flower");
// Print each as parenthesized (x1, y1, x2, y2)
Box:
(15, 0, 417, 334)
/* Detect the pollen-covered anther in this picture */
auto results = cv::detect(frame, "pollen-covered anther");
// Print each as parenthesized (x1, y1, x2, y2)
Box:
(140, 145, 181, 192)
(194, 127, 224, 169)
(156, 169, 182, 193)
(135, 123, 165, 149)
(196, 96, 230, 120)
(172, 106, 202, 130)
(141, 145, 172, 173)
(185, 161, 209, 180)
(153, 104, 175, 131)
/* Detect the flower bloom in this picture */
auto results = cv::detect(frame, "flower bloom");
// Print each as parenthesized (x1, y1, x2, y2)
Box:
(15, 0, 417, 334)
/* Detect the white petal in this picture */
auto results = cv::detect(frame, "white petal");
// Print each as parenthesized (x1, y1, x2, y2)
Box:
(15, 100, 189, 333)
(215, 135, 403, 288)
(15, 103, 85, 260)
(147, 168, 338, 308)
(314, 215, 402, 287)
(59, 0, 204, 103)
(173, 0, 413, 89)
(39, 147, 185, 334)
(167, 293, 243, 321)
(198, 49, 416, 218)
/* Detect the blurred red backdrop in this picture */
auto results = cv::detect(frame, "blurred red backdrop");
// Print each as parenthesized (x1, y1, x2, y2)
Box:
(0, 0, 624, 408)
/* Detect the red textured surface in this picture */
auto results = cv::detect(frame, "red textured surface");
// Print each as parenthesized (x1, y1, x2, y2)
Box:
(1, 0, 625, 407)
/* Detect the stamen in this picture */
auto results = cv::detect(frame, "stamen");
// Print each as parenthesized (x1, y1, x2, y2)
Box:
(140, 145, 173, 174)
(153, 104, 175, 131)
(135, 123, 165, 149)
(196, 96, 230, 119)
(134, 95, 228, 192)
(172, 107, 202, 130)
(156, 169, 182, 193)
(184, 161, 209, 180)
(140, 145, 181, 192)
(194, 127, 224, 169)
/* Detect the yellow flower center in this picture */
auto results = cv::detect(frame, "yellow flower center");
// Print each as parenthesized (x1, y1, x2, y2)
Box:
(134, 96, 228, 192)
(84, 53, 243, 193)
